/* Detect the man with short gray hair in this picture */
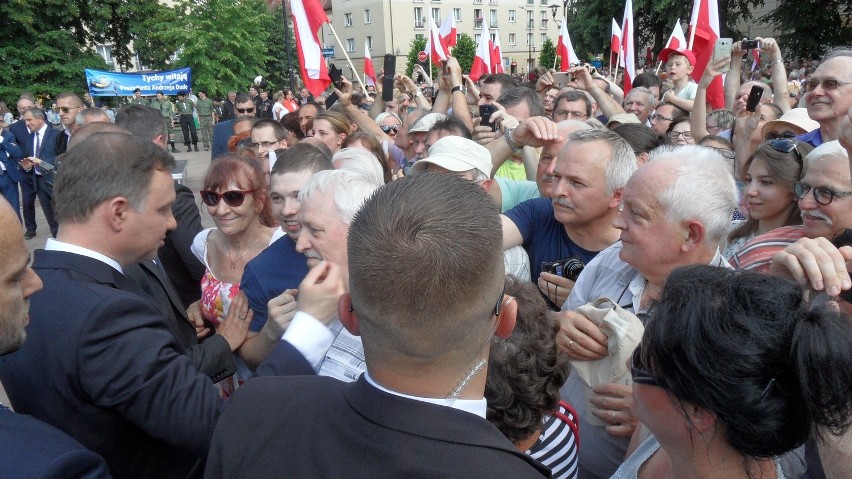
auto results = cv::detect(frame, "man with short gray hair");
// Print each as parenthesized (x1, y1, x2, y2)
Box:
(556, 145, 737, 479)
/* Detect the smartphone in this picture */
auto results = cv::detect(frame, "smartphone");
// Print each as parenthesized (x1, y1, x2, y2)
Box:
(552, 72, 571, 85)
(479, 104, 498, 132)
(741, 39, 760, 50)
(745, 85, 762, 112)
(329, 65, 343, 90)
(713, 38, 733, 73)
(382, 54, 396, 103)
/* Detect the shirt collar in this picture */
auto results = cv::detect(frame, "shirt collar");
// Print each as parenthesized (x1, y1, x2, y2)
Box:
(45, 238, 124, 274)
(364, 371, 487, 419)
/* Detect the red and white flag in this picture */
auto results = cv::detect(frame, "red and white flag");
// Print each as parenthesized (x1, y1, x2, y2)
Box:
(424, 16, 449, 64)
(557, 20, 579, 71)
(439, 14, 457, 50)
(469, 24, 491, 82)
(291, 0, 330, 97)
(364, 39, 376, 86)
(689, 0, 723, 108)
(665, 20, 687, 50)
(490, 30, 505, 73)
(611, 18, 622, 54)
(751, 49, 760, 72)
(620, 0, 636, 94)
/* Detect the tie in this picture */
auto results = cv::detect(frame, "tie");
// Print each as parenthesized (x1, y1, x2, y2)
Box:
(33, 132, 42, 176)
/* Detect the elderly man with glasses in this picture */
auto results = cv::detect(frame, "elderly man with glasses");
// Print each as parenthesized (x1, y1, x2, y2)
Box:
(796, 47, 852, 147)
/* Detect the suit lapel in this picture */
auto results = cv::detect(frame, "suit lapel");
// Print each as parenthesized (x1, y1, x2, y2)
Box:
(140, 260, 190, 322)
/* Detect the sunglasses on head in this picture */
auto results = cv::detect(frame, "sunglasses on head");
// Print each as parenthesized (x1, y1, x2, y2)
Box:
(236, 107, 255, 114)
(767, 138, 802, 163)
(199, 189, 257, 207)
(380, 125, 399, 133)
(630, 343, 667, 389)
(764, 131, 796, 141)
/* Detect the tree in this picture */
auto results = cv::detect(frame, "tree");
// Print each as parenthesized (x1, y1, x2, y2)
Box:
(451, 34, 477, 74)
(404, 36, 433, 78)
(760, 0, 851, 60)
(539, 38, 557, 70)
(260, 4, 299, 92)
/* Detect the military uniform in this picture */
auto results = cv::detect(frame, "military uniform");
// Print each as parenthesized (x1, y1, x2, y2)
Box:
(150, 97, 179, 153)
(129, 96, 149, 106)
(176, 97, 198, 151)
(196, 97, 214, 151)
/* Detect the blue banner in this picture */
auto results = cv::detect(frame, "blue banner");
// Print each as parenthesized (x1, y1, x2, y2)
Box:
(84, 67, 192, 97)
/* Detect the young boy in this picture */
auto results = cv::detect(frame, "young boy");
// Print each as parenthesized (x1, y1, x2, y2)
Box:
(659, 47, 697, 112)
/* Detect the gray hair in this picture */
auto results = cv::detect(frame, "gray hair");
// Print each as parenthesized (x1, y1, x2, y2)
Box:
(22, 107, 45, 120)
(299, 169, 381, 224)
(332, 148, 385, 187)
(565, 128, 637, 194)
(623, 87, 655, 107)
(803, 140, 849, 176)
(374, 112, 401, 126)
(649, 145, 738, 245)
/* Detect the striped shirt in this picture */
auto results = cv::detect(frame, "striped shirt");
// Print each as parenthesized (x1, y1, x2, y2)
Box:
(528, 401, 580, 479)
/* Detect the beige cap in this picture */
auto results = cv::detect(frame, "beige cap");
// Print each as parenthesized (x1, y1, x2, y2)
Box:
(761, 108, 819, 139)
(606, 113, 641, 128)
(412, 136, 492, 178)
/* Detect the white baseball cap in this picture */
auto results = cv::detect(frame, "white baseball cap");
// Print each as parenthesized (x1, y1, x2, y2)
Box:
(412, 136, 492, 178)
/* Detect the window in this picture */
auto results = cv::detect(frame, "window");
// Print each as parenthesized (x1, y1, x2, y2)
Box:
(489, 9, 498, 28)
(508, 10, 516, 23)
(474, 0, 482, 3)
(541, 17, 548, 29)
(489, 0, 498, 4)
(344, 13, 353, 26)
(363, 9, 371, 24)
(526, 32, 533, 46)
(414, 7, 424, 28)
(474, 8, 483, 29)
(475, 34, 481, 44)
(541, 33, 547, 44)
(453, 8, 461, 22)
(346, 38, 355, 52)
(527, 0, 534, 4)
(431, 8, 441, 23)
(366, 36, 373, 50)
(96, 44, 115, 69)
(526, 10, 534, 29)
(508, 33, 516, 45)
(540, 0, 549, 4)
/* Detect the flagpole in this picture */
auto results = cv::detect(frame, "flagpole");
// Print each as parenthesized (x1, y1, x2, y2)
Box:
(687, 23, 696, 50)
(326, 23, 367, 90)
(553, 17, 560, 71)
(613, 49, 622, 82)
(654, 60, 663, 74)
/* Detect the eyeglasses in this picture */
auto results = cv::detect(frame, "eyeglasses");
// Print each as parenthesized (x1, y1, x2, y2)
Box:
(667, 130, 693, 140)
(59, 106, 80, 113)
(764, 131, 796, 141)
(630, 343, 666, 389)
(199, 189, 257, 207)
(236, 107, 255, 114)
(650, 113, 673, 123)
(249, 140, 282, 149)
(767, 138, 802, 163)
(380, 125, 399, 133)
(803, 78, 851, 92)
(709, 146, 736, 160)
(794, 182, 852, 206)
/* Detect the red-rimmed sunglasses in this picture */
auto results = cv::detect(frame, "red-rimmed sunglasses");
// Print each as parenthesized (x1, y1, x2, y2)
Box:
(199, 189, 256, 207)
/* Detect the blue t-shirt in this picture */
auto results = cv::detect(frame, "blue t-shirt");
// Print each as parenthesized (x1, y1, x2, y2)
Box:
(796, 128, 823, 148)
(240, 234, 309, 332)
(504, 197, 600, 280)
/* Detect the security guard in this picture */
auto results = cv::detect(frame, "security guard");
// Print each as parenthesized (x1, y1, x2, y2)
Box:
(129, 88, 148, 106)
(195, 90, 215, 151)
(151, 91, 179, 153)
(176, 91, 198, 152)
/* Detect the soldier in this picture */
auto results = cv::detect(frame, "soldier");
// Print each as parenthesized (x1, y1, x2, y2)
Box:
(130, 88, 148, 106)
(176, 90, 199, 152)
(150, 91, 179, 153)
(196, 89, 215, 151)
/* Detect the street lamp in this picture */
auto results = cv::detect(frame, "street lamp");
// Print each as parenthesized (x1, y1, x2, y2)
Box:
(549, 0, 578, 27)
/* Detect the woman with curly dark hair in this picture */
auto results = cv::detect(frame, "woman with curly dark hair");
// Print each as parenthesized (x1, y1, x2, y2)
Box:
(486, 277, 579, 479)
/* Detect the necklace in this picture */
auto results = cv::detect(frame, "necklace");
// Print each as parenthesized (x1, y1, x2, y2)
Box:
(446, 358, 486, 406)
(225, 234, 260, 269)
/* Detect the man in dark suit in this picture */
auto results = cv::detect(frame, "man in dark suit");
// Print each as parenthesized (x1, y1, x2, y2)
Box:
(0, 129, 24, 222)
(206, 173, 549, 478)
(19, 107, 60, 237)
(9, 95, 37, 235)
(211, 93, 255, 160)
(0, 197, 112, 479)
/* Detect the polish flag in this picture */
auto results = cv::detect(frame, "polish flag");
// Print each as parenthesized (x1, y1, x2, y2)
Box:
(620, 0, 636, 94)
(689, 0, 723, 108)
(490, 30, 505, 73)
(556, 20, 579, 71)
(291, 0, 330, 97)
(424, 16, 449, 64)
(611, 18, 621, 69)
(364, 39, 376, 86)
(439, 14, 457, 50)
(751, 49, 760, 72)
(665, 20, 687, 50)
(469, 23, 491, 82)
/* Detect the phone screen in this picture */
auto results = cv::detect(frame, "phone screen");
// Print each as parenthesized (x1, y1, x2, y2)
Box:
(479, 104, 498, 132)
(746, 85, 762, 112)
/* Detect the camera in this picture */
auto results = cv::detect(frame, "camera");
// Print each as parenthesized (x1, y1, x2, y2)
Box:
(541, 257, 585, 281)
(741, 39, 760, 50)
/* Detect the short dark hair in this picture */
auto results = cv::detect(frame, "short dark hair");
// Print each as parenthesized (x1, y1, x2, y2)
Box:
(486, 277, 569, 444)
(280, 111, 305, 140)
(612, 123, 669, 154)
(56, 92, 83, 107)
(234, 93, 253, 106)
(270, 143, 333, 177)
(251, 118, 286, 140)
(642, 265, 852, 458)
(553, 90, 592, 118)
(115, 105, 167, 140)
(429, 116, 472, 139)
(54, 132, 175, 223)
(497, 87, 545, 118)
(348, 173, 504, 360)
(482, 73, 518, 92)
(632, 72, 663, 91)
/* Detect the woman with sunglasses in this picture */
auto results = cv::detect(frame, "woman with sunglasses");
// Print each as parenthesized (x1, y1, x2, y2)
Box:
(613, 265, 852, 479)
(191, 155, 281, 396)
(723, 139, 813, 259)
(309, 111, 350, 155)
(374, 112, 401, 140)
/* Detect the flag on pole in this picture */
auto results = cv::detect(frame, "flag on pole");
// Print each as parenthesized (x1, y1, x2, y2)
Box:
(620, 0, 636, 94)
(424, 16, 449, 64)
(556, 20, 579, 72)
(751, 49, 760, 72)
(291, 0, 330, 97)
(665, 20, 687, 50)
(439, 14, 457, 49)
(688, 0, 723, 108)
(611, 18, 622, 54)
(490, 30, 505, 73)
(364, 39, 376, 86)
(469, 24, 491, 82)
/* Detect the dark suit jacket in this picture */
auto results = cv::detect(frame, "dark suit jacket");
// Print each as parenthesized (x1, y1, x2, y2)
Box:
(158, 183, 205, 309)
(205, 376, 551, 478)
(211, 119, 235, 160)
(22, 126, 61, 187)
(0, 250, 223, 479)
(124, 260, 236, 382)
(0, 406, 113, 479)
(0, 130, 24, 182)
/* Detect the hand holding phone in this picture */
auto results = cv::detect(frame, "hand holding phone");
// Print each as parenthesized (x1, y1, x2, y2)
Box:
(479, 104, 498, 132)
(745, 85, 763, 112)
(382, 55, 396, 102)
(713, 38, 733, 73)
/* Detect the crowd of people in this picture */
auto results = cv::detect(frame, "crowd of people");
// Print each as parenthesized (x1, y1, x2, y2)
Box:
(0, 36, 851, 479)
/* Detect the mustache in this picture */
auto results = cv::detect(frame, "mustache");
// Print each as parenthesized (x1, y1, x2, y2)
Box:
(304, 251, 322, 261)
(801, 209, 833, 225)
(552, 197, 575, 209)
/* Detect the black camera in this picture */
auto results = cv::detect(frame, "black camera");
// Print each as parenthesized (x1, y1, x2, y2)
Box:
(541, 257, 585, 281)
(741, 39, 760, 50)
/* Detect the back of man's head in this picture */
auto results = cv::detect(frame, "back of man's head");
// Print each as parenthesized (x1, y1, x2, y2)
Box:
(54, 132, 176, 224)
(348, 173, 504, 362)
(75, 108, 111, 126)
(68, 122, 129, 150)
(115, 105, 168, 144)
(271, 143, 333, 177)
(332, 148, 385, 187)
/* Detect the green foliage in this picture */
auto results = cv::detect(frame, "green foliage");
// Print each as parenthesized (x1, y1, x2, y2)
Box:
(405, 36, 428, 78)
(759, 0, 851, 60)
(261, 5, 299, 92)
(452, 34, 477, 74)
(539, 38, 557, 70)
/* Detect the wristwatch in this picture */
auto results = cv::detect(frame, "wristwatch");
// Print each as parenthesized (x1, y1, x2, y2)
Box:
(451, 85, 467, 95)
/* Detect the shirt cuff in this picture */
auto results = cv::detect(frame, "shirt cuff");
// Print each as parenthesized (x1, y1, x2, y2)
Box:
(282, 311, 335, 368)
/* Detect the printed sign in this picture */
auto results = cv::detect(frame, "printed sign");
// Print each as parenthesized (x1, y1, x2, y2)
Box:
(84, 67, 192, 97)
